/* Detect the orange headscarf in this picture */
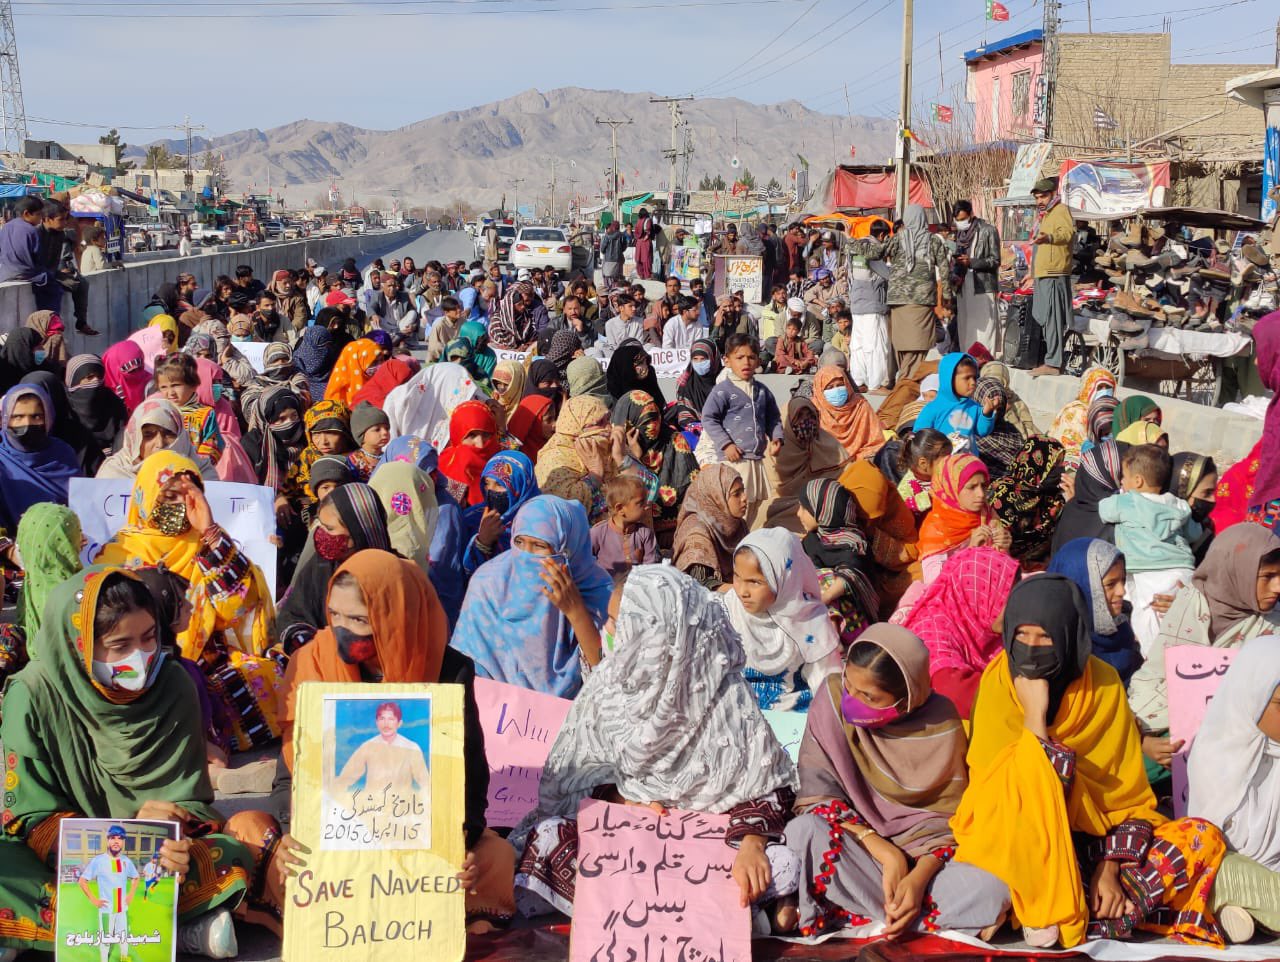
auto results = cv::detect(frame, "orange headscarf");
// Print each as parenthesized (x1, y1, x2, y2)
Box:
(324, 339, 384, 407)
(280, 550, 449, 770)
(917, 454, 992, 559)
(812, 366, 885, 460)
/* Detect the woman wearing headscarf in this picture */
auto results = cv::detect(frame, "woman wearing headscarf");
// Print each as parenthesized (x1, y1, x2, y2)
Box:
(438, 400, 501, 507)
(241, 387, 306, 493)
(761, 396, 849, 533)
(1113, 395, 1163, 438)
(93, 452, 279, 752)
(350, 355, 414, 410)
(190, 356, 256, 485)
(811, 366, 884, 462)
(676, 337, 721, 413)
(0, 568, 286, 960)
(96, 397, 218, 481)
(275, 482, 391, 652)
(533, 394, 618, 523)
(838, 461, 922, 618)
(795, 478, 879, 647)
(15, 502, 81, 639)
(1047, 538, 1141, 688)
(1114, 420, 1168, 447)
(1129, 523, 1280, 739)
(103, 339, 150, 415)
(900, 546, 1020, 719)
(444, 335, 492, 394)
(1245, 310, 1280, 528)
(273, 550, 514, 926)
(488, 280, 538, 349)
(324, 337, 385, 407)
(723, 528, 844, 712)
(461, 451, 540, 573)
(523, 358, 562, 402)
(0, 382, 80, 530)
(511, 565, 799, 924)
(1051, 440, 1125, 554)
(952, 575, 1228, 950)
(1049, 367, 1116, 459)
(507, 394, 555, 464)
(20, 369, 98, 478)
(671, 462, 749, 590)
(23, 309, 67, 364)
(241, 341, 312, 409)
(610, 389, 697, 540)
(384, 361, 479, 449)
(544, 327, 581, 381)
(368, 460, 440, 577)
(491, 358, 529, 423)
(293, 324, 339, 402)
(0, 327, 53, 394)
(788, 624, 1011, 940)
(452, 495, 612, 697)
(458, 319, 498, 383)
(605, 341, 666, 409)
(566, 354, 609, 403)
(917, 454, 1009, 584)
(1187, 637, 1280, 940)
(972, 377, 1026, 480)
(988, 436, 1066, 561)
(1168, 451, 1218, 563)
(978, 361, 1038, 437)
(64, 354, 126, 474)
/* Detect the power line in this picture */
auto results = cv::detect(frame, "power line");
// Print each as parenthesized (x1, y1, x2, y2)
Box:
(12, 0, 802, 14)
(689, 0, 822, 95)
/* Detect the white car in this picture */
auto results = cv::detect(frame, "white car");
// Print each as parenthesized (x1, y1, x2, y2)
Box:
(510, 226, 572, 272)
(189, 223, 226, 245)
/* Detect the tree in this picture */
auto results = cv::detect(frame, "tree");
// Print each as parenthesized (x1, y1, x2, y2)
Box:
(98, 129, 133, 176)
(738, 167, 757, 190)
(143, 144, 185, 170)
(698, 173, 727, 191)
(201, 150, 231, 196)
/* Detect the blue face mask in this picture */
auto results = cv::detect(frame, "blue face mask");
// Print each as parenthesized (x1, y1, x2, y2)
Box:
(33, 349, 47, 365)
(211, 383, 223, 402)
(692, 359, 712, 376)
(823, 385, 849, 408)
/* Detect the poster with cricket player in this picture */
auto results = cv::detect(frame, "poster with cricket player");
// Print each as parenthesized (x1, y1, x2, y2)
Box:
(56, 819, 179, 962)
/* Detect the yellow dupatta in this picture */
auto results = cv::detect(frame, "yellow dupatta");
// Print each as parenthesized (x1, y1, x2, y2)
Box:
(950, 652, 1164, 947)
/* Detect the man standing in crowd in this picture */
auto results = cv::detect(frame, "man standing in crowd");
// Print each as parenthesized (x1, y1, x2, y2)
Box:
(599, 220, 626, 291)
(1028, 177, 1074, 376)
(951, 200, 1002, 354)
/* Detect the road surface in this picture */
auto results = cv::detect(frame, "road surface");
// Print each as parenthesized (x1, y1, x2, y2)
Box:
(360, 228, 474, 271)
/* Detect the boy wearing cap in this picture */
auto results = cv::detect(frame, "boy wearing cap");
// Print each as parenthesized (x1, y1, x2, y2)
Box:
(347, 401, 391, 481)
(78, 824, 140, 962)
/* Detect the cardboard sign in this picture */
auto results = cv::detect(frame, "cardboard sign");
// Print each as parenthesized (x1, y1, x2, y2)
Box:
(283, 683, 466, 962)
(493, 348, 530, 364)
(713, 254, 763, 304)
(642, 346, 690, 379)
(56, 818, 179, 962)
(571, 800, 751, 962)
(763, 709, 807, 763)
(68, 477, 280, 600)
(236, 341, 269, 374)
(671, 246, 702, 281)
(474, 679, 572, 827)
(1166, 645, 1237, 817)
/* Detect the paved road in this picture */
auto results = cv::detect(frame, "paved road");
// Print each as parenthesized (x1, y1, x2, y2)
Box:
(360, 228, 474, 271)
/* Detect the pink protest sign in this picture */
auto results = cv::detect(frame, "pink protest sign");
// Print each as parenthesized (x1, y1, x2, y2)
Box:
(1166, 645, 1237, 817)
(571, 800, 751, 962)
(474, 679, 572, 827)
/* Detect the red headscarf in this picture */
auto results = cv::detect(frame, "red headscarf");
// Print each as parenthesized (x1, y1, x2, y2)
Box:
(352, 357, 415, 409)
(508, 394, 553, 464)
(437, 399, 499, 505)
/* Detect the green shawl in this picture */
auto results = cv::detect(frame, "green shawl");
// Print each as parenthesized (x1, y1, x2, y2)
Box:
(16, 503, 83, 643)
(1113, 395, 1159, 435)
(1, 568, 218, 839)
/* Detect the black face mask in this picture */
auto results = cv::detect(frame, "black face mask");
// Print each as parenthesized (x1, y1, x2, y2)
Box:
(9, 424, 47, 450)
(271, 420, 305, 445)
(1190, 497, 1214, 523)
(484, 488, 511, 516)
(333, 626, 376, 665)
(1008, 641, 1060, 681)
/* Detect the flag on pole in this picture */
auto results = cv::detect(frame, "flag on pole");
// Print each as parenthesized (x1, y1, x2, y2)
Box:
(904, 128, 932, 150)
(986, 0, 1009, 21)
(931, 104, 954, 124)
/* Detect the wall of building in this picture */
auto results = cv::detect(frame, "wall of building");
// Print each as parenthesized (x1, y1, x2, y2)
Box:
(1053, 33, 1172, 148)
(0, 225, 422, 347)
(966, 45, 1044, 142)
(1166, 63, 1272, 155)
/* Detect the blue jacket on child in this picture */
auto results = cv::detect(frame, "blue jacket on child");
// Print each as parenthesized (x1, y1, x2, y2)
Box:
(701, 376, 783, 460)
(913, 352, 996, 445)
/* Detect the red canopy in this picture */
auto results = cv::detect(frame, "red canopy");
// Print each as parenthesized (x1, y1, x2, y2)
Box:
(830, 168, 933, 210)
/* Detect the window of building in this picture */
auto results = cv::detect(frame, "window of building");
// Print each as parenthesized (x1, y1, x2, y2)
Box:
(1012, 70, 1032, 122)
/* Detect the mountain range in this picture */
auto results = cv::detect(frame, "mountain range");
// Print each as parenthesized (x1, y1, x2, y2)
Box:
(125, 87, 895, 212)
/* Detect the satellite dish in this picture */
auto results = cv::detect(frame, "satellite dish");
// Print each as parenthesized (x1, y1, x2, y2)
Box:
(730, 156, 741, 169)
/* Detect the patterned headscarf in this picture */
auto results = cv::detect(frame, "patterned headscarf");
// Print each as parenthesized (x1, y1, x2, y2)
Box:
(1087, 395, 1119, 444)
(489, 280, 537, 347)
(801, 477, 866, 553)
(480, 451, 541, 526)
(989, 436, 1067, 560)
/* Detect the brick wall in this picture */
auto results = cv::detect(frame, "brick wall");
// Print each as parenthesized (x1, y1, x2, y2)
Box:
(1053, 33, 1171, 147)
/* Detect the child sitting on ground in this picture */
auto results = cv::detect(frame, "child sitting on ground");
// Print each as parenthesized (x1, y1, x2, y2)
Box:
(896, 428, 952, 521)
(154, 353, 223, 463)
(772, 315, 818, 375)
(589, 475, 658, 580)
(912, 352, 997, 454)
(346, 401, 391, 481)
(1099, 443, 1200, 651)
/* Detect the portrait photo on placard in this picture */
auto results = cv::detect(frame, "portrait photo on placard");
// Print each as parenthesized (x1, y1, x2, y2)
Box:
(321, 692, 433, 851)
(55, 818, 179, 962)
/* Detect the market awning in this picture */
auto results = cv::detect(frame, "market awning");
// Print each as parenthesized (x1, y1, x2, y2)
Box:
(620, 193, 654, 220)
(1067, 205, 1265, 230)
(196, 204, 227, 216)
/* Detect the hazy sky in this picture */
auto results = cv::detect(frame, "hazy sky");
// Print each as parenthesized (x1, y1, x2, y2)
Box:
(15, 0, 1277, 142)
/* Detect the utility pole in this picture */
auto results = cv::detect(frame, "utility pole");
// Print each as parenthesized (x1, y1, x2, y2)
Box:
(0, 0, 27, 157)
(650, 96, 693, 210)
(595, 117, 632, 222)
(894, 0, 913, 217)
(547, 158, 562, 222)
(1041, 0, 1062, 142)
(176, 115, 206, 190)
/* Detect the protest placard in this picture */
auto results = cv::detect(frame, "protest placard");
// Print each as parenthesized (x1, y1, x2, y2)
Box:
(493, 348, 531, 365)
(763, 709, 807, 763)
(68, 477, 280, 600)
(474, 679, 572, 827)
(713, 254, 764, 304)
(1166, 645, 1237, 816)
(283, 683, 466, 962)
(571, 800, 751, 962)
(56, 818, 179, 962)
(643, 346, 690, 379)
(236, 341, 269, 374)
(671, 246, 702, 281)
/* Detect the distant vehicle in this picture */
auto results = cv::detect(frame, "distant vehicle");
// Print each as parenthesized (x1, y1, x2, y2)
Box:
(188, 223, 226, 245)
(283, 221, 304, 240)
(511, 226, 572, 272)
(495, 224, 517, 264)
(464, 221, 477, 236)
(128, 222, 179, 249)
(348, 217, 367, 235)
(316, 223, 342, 238)
(263, 220, 285, 240)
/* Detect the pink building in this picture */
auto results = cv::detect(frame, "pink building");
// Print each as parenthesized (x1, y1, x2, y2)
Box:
(964, 30, 1045, 142)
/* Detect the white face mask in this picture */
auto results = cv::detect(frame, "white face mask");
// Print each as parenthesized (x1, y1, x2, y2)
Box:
(92, 646, 160, 692)
(954, 219, 970, 231)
